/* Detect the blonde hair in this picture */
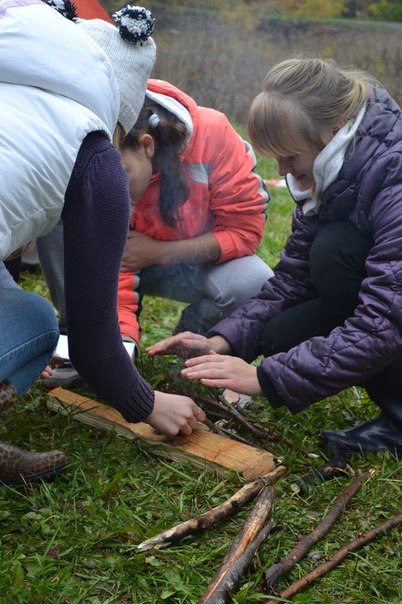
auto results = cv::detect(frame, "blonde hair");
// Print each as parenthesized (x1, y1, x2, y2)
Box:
(248, 58, 375, 158)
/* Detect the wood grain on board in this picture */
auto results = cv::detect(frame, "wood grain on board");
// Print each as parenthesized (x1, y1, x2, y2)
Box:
(47, 388, 276, 479)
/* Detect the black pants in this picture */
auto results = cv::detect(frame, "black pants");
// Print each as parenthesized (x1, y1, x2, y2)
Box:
(4, 257, 21, 284)
(260, 221, 402, 424)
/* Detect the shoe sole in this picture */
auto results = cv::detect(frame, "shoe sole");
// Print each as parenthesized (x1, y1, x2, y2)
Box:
(0, 463, 68, 487)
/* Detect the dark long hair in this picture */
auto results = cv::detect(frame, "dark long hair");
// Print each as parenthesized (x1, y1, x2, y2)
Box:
(118, 105, 189, 227)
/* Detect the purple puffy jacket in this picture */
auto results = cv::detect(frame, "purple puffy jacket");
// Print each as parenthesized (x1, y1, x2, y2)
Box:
(209, 87, 402, 414)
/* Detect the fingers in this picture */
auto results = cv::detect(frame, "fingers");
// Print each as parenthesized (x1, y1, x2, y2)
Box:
(40, 365, 54, 379)
(178, 423, 193, 436)
(194, 405, 206, 422)
(146, 332, 201, 357)
(147, 393, 205, 438)
(178, 404, 205, 436)
(184, 353, 222, 367)
(182, 354, 225, 378)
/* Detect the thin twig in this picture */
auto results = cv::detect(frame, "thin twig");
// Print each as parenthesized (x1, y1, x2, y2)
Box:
(173, 387, 308, 454)
(216, 392, 284, 442)
(214, 426, 257, 447)
(202, 417, 229, 437)
(202, 417, 256, 446)
(214, 391, 309, 455)
(264, 470, 368, 593)
(280, 513, 402, 599)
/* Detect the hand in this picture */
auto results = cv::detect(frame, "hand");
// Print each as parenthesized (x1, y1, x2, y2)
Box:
(121, 230, 160, 272)
(39, 356, 65, 379)
(146, 332, 215, 360)
(40, 365, 53, 379)
(181, 352, 263, 396)
(145, 391, 206, 437)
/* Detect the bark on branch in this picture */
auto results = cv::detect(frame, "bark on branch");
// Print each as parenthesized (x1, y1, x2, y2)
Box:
(137, 466, 286, 552)
(264, 470, 368, 593)
(280, 512, 402, 600)
(200, 519, 276, 604)
(199, 479, 280, 603)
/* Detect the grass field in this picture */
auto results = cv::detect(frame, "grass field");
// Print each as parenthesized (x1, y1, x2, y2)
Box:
(1, 150, 401, 603)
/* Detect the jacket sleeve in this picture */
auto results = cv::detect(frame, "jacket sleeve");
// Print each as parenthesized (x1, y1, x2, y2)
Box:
(209, 206, 321, 361)
(205, 112, 269, 263)
(117, 270, 141, 345)
(258, 158, 402, 414)
(62, 134, 154, 423)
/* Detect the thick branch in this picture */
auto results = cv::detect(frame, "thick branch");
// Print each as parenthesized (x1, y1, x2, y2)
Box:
(264, 470, 368, 593)
(137, 466, 286, 552)
(280, 513, 402, 599)
(202, 519, 276, 604)
(199, 483, 276, 603)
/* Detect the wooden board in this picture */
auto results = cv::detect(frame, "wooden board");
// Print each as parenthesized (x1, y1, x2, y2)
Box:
(47, 388, 275, 480)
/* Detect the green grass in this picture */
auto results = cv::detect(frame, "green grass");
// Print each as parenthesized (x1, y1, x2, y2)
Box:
(1, 157, 401, 603)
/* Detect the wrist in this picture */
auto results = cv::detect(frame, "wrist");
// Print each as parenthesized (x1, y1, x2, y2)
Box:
(208, 335, 231, 354)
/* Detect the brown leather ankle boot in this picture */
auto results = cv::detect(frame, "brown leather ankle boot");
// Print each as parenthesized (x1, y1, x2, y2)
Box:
(0, 442, 68, 486)
(0, 381, 18, 412)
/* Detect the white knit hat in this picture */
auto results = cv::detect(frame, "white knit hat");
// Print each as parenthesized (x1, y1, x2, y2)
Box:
(45, 1, 156, 135)
(78, 6, 156, 134)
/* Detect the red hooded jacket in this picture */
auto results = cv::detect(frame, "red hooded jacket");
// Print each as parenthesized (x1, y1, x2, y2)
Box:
(118, 79, 269, 343)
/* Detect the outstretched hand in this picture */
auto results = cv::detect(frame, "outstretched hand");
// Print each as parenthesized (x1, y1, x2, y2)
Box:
(145, 332, 213, 360)
(145, 390, 206, 438)
(181, 352, 262, 396)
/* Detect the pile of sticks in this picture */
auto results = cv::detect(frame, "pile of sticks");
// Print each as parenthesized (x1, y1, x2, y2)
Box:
(137, 468, 402, 602)
(173, 387, 308, 455)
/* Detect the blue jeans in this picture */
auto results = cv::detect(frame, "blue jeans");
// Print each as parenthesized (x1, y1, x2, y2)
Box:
(0, 267, 59, 396)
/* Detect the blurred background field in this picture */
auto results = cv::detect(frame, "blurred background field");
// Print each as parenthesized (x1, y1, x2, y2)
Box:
(104, 0, 402, 125)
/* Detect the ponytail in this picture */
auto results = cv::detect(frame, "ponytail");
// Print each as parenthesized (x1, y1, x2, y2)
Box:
(118, 105, 189, 227)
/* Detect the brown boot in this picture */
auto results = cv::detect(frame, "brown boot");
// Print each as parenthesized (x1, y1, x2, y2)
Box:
(0, 380, 18, 412)
(0, 441, 68, 486)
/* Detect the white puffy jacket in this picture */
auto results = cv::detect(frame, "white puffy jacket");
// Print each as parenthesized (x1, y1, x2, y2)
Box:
(0, 0, 119, 259)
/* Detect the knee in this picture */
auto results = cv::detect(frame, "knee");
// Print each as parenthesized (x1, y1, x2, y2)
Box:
(309, 222, 346, 275)
(309, 222, 370, 294)
(26, 291, 59, 346)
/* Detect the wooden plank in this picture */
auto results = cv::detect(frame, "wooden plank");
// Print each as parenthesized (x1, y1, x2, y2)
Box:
(47, 388, 276, 480)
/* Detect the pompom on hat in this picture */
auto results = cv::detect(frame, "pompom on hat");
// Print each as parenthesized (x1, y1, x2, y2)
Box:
(46, 1, 156, 134)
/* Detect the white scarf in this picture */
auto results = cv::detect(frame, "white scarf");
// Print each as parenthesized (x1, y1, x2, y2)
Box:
(287, 104, 366, 216)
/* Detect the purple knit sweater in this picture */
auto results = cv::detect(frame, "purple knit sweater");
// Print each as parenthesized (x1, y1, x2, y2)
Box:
(61, 132, 154, 422)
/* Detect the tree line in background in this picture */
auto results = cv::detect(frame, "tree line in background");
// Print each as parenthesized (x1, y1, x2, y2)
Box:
(160, 0, 402, 21)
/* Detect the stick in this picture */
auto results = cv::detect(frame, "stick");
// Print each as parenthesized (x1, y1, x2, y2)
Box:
(203, 417, 257, 446)
(280, 513, 402, 599)
(297, 458, 352, 489)
(216, 393, 286, 443)
(199, 480, 278, 603)
(194, 392, 279, 442)
(202, 417, 229, 437)
(206, 390, 308, 454)
(137, 466, 286, 552)
(264, 470, 368, 593)
(203, 519, 276, 604)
